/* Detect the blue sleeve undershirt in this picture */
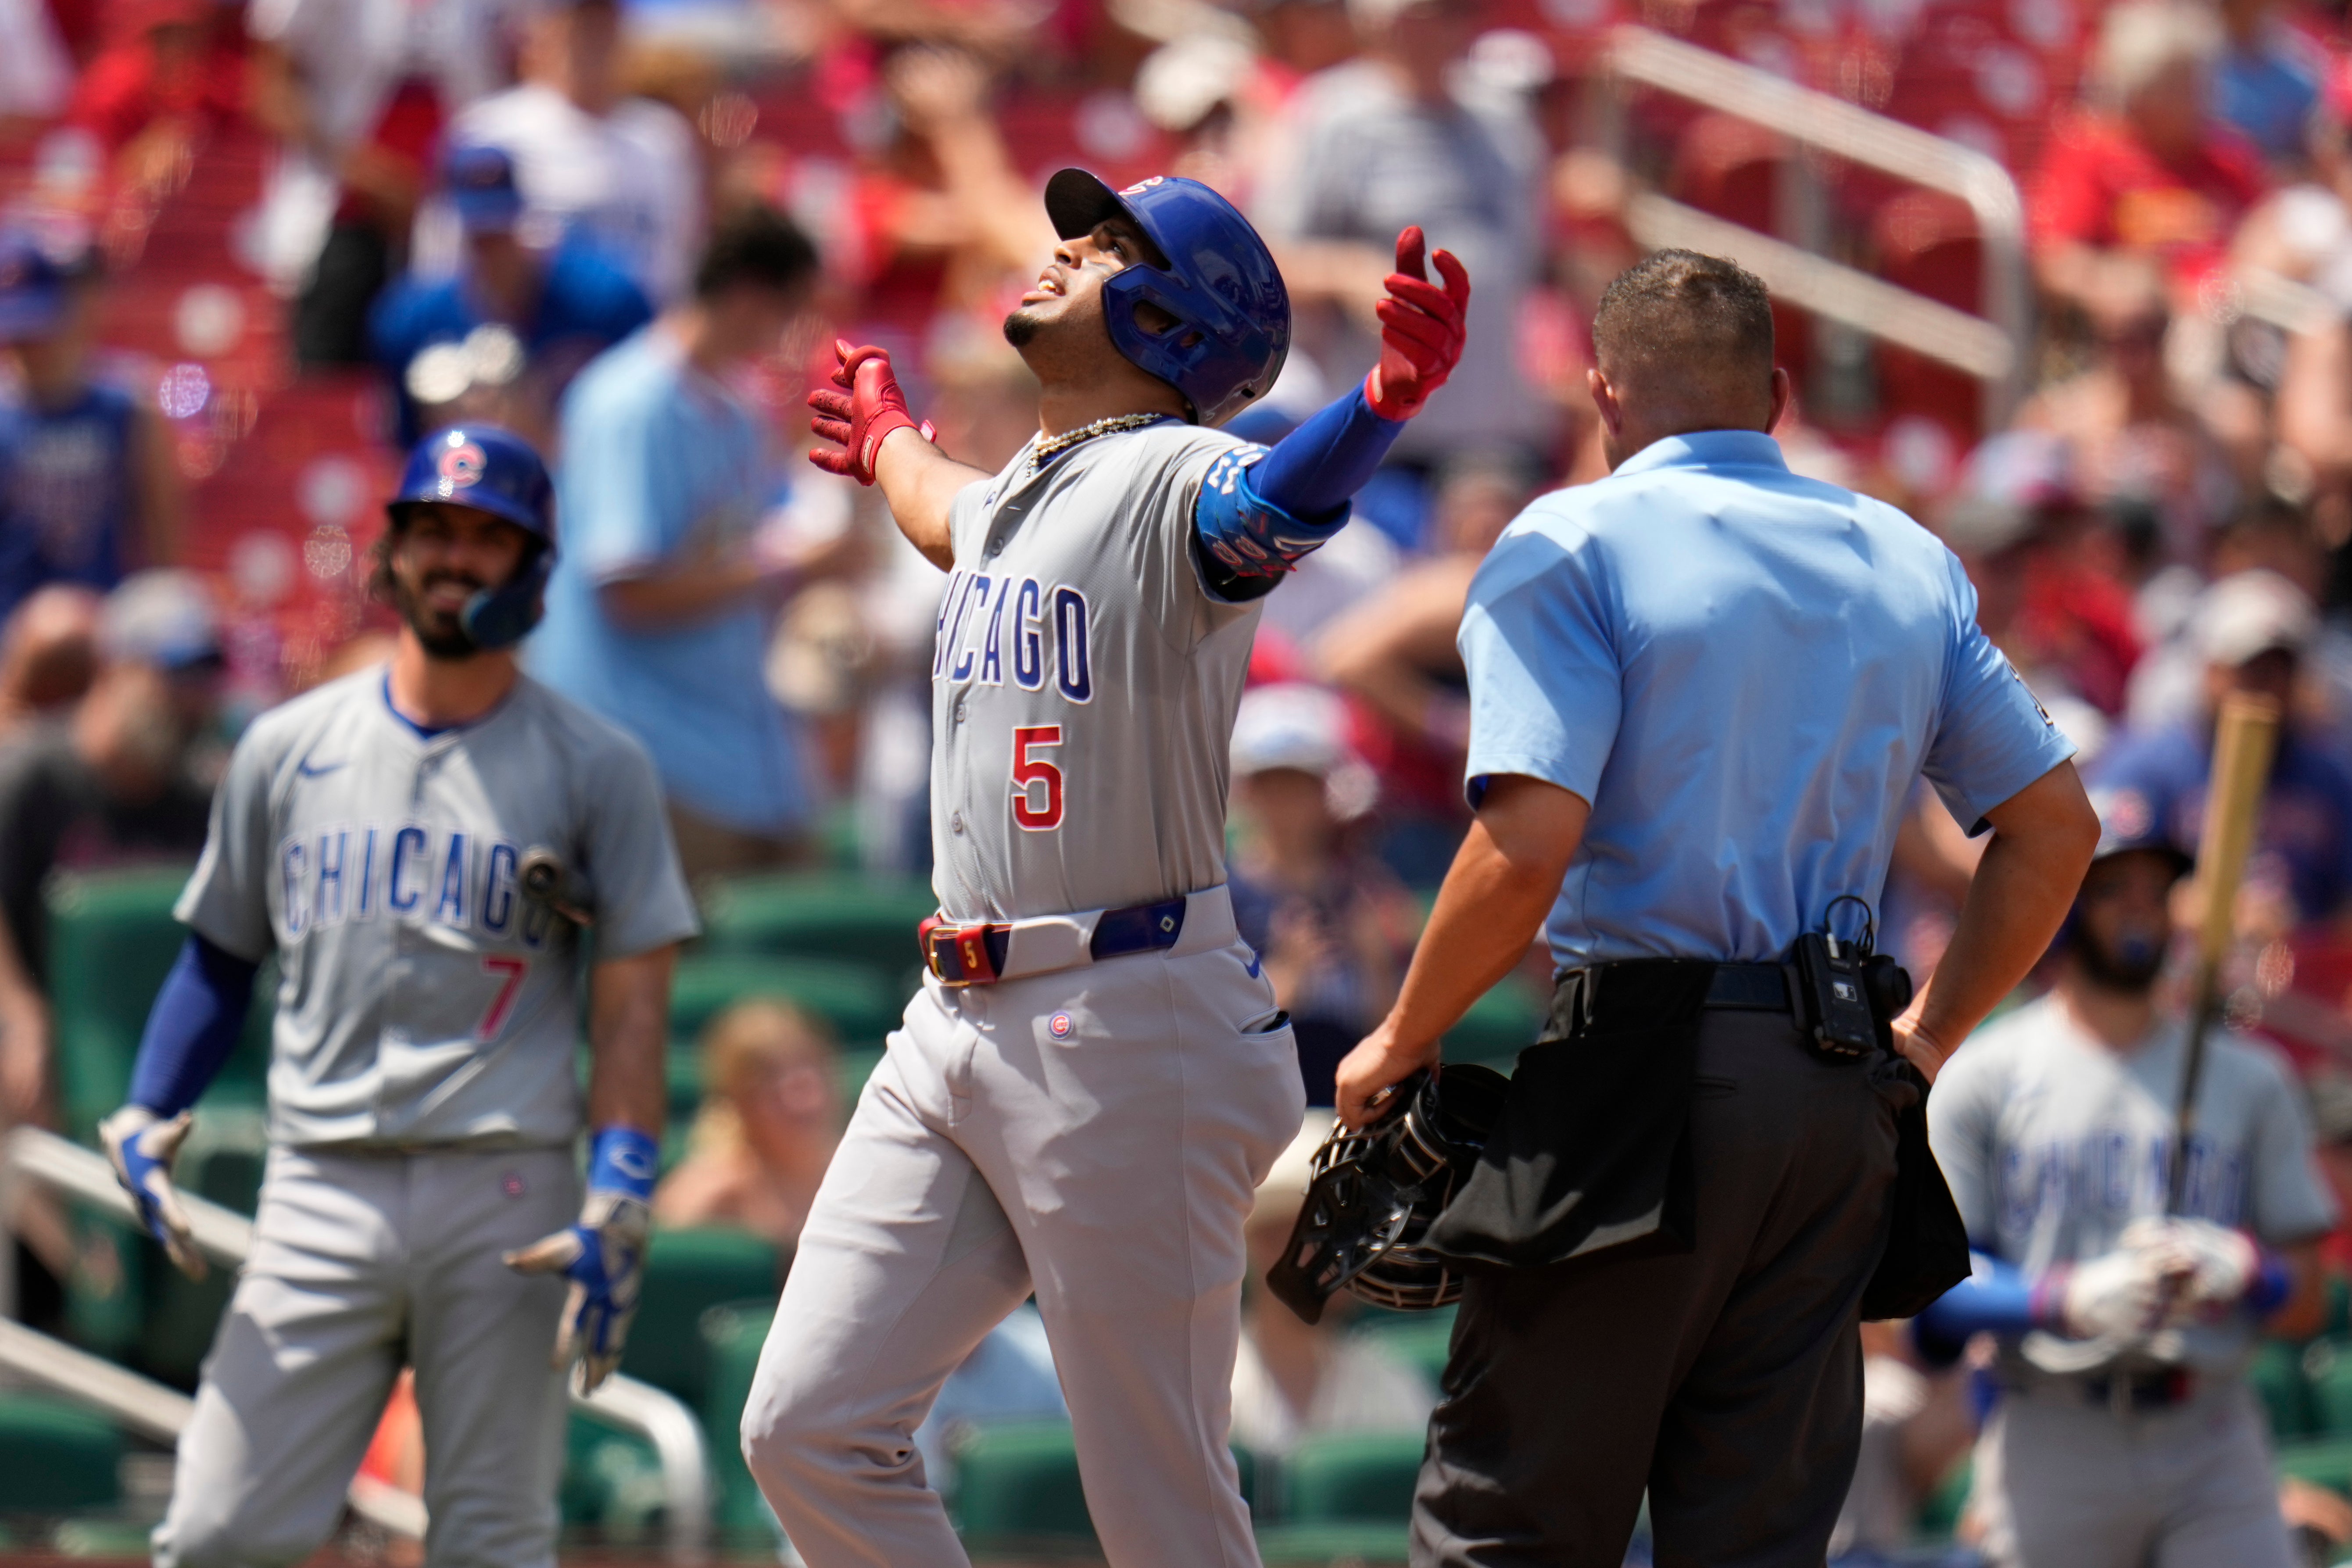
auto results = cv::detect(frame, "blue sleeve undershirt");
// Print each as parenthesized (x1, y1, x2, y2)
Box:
(127, 934, 259, 1118)
(1912, 1250, 2051, 1364)
(1193, 386, 1405, 601)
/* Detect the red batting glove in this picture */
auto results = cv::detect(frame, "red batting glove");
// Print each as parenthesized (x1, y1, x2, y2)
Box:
(807, 339, 935, 485)
(1363, 227, 1471, 422)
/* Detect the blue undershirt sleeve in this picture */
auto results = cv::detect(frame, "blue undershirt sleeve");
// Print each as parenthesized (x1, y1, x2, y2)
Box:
(1912, 1249, 2055, 1364)
(1193, 385, 1407, 601)
(126, 934, 259, 1118)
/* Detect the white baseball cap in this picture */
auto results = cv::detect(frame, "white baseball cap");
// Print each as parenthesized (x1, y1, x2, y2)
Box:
(1231, 682, 1351, 778)
(2192, 569, 2316, 668)
(99, 569, 221, 672)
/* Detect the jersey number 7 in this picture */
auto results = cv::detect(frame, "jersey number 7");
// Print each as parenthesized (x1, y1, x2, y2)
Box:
(1013, 725, 1064, 832)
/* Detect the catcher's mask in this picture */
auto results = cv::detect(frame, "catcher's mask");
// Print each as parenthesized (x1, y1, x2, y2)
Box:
(1266, 1063, 1510, 1325)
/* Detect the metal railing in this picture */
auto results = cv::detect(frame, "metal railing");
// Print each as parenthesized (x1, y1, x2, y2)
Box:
(1601, 25, 2032, 430)
(5, 1127, 712, 1559)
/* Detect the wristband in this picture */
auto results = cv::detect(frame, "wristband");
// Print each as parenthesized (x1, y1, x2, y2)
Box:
(587, 1125, 660, 1203)
(2248, 1245, 2293, 1316)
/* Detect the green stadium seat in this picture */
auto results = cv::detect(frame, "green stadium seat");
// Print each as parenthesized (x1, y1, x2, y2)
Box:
(951, 1420, 1095, 1548)
(561, 1405, 666, 1536)
(1441, 984, 1541, 1073)
(1914, 1453, 1971, 1538)
(619, 1229, 781, 1407)
(949, 1419, 1255, 1551)
(695, 873, 938, 974)
(1255, 1521, 1409, 1564)
(0, 1394, 122, 1511)
(1352, 1309, 1456, 1386)
(2275, 1433, 2352, 1492)
(2254, 1338, 2318, 1439)
(2302, 1339, 2352, 1436)
(669, 956, 905, 1052)
(1280, 1430, 1426, 1524)
(700, 1297, 785, 1547)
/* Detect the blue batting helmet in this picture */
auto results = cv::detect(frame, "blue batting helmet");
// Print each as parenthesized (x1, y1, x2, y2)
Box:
(1043, 168, 1289, 427)
(388, 424, 555, 651)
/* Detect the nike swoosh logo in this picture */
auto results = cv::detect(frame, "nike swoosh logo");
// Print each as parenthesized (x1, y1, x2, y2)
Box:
(297, 758, 347, 777)
(1245, 950, 1264, 979)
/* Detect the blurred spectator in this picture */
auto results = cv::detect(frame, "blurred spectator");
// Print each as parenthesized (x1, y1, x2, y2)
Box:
(0, 570, 221, 1130)
(1315, 454, 1527, 876)
(654, 997, 842, 1250)
(1255, 0, 1553, 516)
(370, 143, 653, 447)
(1826, 1321, 1975, 1564)
(1225, 684, 1417, 1108)
(0, 582, 98, 737)
(2029, 0, 2267, 323)
(1934, 432, 2141, 736)
(526, 207, 840, 882)
(1231, 1113, 1436, 1456)
(0, 0, 70, 125)
(453, 0, 702, 304)
(0, 232, 180, 628)
(2093, 569, 2352, 934)
(2211, 0, 2326, 175)
(246, 0, 508, 365)
(2015, 269, 2248, 562)
(66, 0, 243, 200)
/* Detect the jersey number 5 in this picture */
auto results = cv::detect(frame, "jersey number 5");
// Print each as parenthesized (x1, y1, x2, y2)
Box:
(1013, 725, 1064, 832)
(479, 957, 528, 1040)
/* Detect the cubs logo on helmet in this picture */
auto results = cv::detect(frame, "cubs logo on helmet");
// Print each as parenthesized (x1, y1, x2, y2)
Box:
(387, 424, 558, 652)
(437, 440, 488, 492)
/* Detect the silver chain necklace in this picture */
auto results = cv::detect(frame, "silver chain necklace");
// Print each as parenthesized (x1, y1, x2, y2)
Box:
(1025, 412, 1169, 475)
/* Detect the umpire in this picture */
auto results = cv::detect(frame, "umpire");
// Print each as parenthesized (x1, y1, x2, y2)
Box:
(1333, 250, 2102, 1567)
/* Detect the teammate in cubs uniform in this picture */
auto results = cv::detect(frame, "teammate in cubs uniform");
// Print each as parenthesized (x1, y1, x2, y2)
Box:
(737, 170, 1469, 1566)
(101, 425, 698, 1568)
(1919, 789, 2335, 1567)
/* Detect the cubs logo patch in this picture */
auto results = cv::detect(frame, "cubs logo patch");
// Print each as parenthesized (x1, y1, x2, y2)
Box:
(1048, 1011, 1074, 1038)
(1119, 176, 1165, 196)
(437, 439, 488, 490)
(501, 1171, 526, 1199)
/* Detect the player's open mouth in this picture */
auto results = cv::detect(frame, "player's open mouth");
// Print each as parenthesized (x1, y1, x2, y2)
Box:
(1022, 268, 1067, 304)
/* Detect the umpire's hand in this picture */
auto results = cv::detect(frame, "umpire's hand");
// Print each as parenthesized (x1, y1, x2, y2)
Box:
(1335, 1017, 1437, 1131)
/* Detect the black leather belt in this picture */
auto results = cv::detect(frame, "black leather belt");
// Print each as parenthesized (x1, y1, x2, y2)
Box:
(1549, 958, 1794, 1038)
(1704, 963, 1791, 1011)
(2081, 1368, 2194, 1410)
(920, 896, 1189, 985)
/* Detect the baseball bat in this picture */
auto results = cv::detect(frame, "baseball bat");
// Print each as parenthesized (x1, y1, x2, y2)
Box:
(2168, 691, 2281, 1215)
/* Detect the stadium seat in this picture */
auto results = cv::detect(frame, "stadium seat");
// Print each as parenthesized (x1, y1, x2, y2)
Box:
(0, 1394, 123, 1511)
(699, 1297, 787, 1547)
(2273, 1433, 2352, 1494)
(619, 1229, 782, 1407)
(45, 866, 271, 1141)
(2302, 1339, 2352, 1436)
(1255, 1520, 1408, 1564)
(1280, 1430, 1426, 1524)
(695, 871, 938, 975)
(1914, 1453, 1971, 1538)
(1352, 1308, 1457, 1386)
(668, 955, 906, 1052)
(2253, 1338, 2319, 1440)
(562, 1404, 666, 1536)
(951, 1419, 1257, 1550)
(1442, 985, 1541, 1072)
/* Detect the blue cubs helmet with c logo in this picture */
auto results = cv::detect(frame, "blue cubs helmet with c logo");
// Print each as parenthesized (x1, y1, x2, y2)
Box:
(388, 424, 555, 652)
(1042, 168, 1289, 428)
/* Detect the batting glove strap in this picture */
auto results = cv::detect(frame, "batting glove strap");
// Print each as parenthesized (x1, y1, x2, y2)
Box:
(97, 1104, 206, 1280)
(2123, 1216, 2260, 1314)
(2055, 1247, 2171, 1340)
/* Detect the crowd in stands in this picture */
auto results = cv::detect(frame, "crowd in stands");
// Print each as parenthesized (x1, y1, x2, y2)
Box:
(14, 0, 2352, 1554)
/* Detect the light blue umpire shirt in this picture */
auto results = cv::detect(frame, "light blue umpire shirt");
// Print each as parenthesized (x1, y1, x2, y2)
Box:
(1460, 430, 2077, 972)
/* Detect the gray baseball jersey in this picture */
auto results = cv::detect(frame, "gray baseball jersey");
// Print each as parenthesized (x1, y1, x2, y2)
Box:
(177, 665, 698, 1150)
(1929, 992, 2337, 1373)
(929, 420, 1264, 922)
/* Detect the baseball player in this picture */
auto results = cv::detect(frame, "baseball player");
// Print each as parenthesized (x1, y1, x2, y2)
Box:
(736, 169, 1468, 1567)
(1920, 788, 2335, 1567)
(99, 424, 698, 1568)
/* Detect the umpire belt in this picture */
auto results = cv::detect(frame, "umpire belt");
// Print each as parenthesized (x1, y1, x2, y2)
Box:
(920, 887, 1228, 986)
(1550, 959, 1792, 1035)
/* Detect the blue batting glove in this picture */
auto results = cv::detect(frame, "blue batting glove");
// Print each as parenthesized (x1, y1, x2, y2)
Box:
(97, 1104, 206, 1279)
(504, 1126, 658, 1392)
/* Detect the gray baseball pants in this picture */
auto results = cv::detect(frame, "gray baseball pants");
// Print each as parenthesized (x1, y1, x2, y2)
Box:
(155, 1144, 576, 1568)
(739, 888, 1306, 1568)
(1973, 1375, 2295, 1568)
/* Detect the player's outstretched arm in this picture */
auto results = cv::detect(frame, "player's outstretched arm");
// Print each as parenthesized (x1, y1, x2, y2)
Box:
(505, 942, 676, 1392)
(1193, 228, 1468, 599)
(807, 339, 989, 572)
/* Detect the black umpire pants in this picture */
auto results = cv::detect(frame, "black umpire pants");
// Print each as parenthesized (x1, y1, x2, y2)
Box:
(1410, 1007, 1906, 1568)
